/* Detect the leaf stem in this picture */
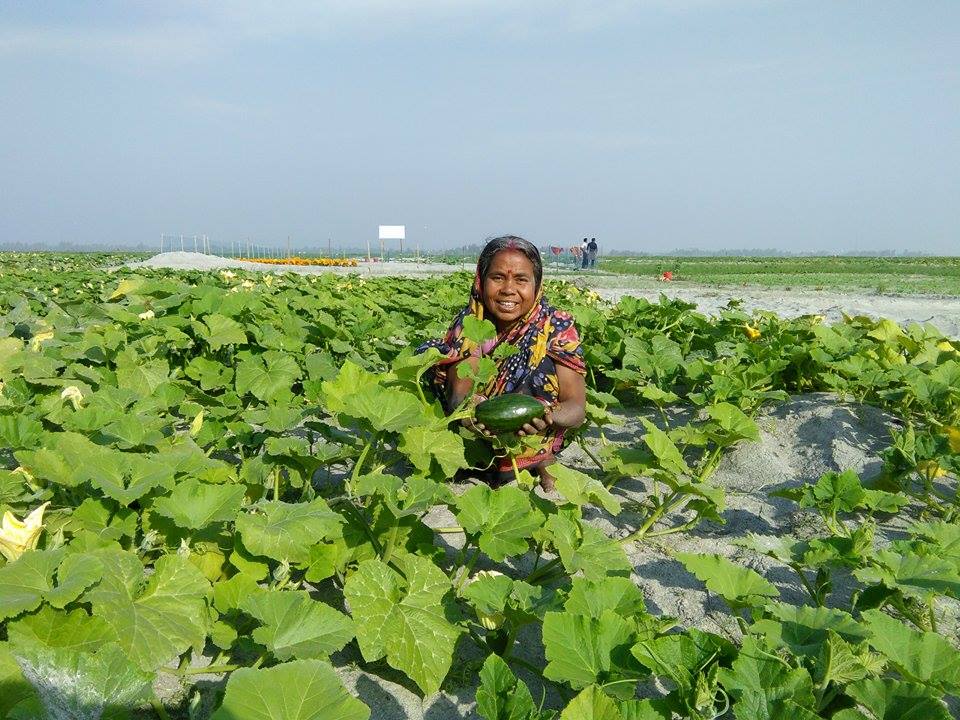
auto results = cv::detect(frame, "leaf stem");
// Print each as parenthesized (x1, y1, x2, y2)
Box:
(151, 698, 171, 720)
(380, 523, 400, 564)
(578, 442, 605, 472)
(525, 557, 562, 584)
(160, 662, 247, 676)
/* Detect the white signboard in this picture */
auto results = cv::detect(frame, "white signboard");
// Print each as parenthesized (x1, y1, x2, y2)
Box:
(378, 225, 406, 240)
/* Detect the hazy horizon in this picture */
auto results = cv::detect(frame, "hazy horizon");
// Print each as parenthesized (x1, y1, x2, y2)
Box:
(2, 2, 958, 254)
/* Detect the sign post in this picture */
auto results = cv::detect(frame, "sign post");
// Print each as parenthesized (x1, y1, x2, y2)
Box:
(378, 225, 406, 263)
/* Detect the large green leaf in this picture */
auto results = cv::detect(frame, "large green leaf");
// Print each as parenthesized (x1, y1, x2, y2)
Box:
(547, 513, 632, 581)
(552, 464, 621, 515)
(542, 609, 638, 691)
(398, 426, 467, 477)
(115, 358, 170, 396)
(345, 385, 426, 433)
(236, 499, 343, 564)
(84, 551, 210, 671)
(564, 577, 646, 619)
(640, 419, 690, 476)
(0, 549, 100, 621)
(83, 450, 175, 506)
(0, 642, 35, 718)
(343, 555, 461, 696)
(7, 606, 111, 653)
(211, 659, 369, 720)
(559, 685, 622, 720)
(15, 431, 112, 487)
(0, 414, 43, 450)
(853, 550, 960, 601)
(236, 351, 301, 403)
(240, 590, 354, 661)
(456, 485, 542, 561)
(844, 678, 951, 720)
(198, 313, 248, 350)
(705, 402, 759, 442)
(151, 478, 246, 530)
(675, 553, 779, 609)
(861, 610, 960, 690)
(717, 637, 818, 720)
(476, 653, 539, 720)
(631, 629, 735, 693)
(754, 603, 867, 657)
(12, 642, 153, 720)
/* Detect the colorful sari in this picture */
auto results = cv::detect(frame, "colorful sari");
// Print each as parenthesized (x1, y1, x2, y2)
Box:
(418, 270, 586, 471)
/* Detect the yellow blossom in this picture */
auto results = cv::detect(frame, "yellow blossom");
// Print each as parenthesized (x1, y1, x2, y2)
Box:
(60, 385, 84, 410)
(190, 410, 204, 437)
(917, 460, 947, 480)
(30, 330, 54, 351)
(0, 502, 50, 562)
(220, 270, 236, 280)
(945, 426, 960, 454)
(138, 309, 155, 321)
(744, 325, 761, 341)
(241, 280, 255, 289)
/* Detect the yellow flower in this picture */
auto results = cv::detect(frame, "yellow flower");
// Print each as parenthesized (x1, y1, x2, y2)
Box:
(60, 385, 84, 410)
(30, 330, 54, 351)
(945, 426, 960, 454)
(744, 325, 761, 341)
(917, 459, 947, 480)
(0, 502, 50, 562)
(937, 340, 957, 354)
(220, 270, 236, 280)
(190, 410, 204, 437)
(137, 309, 155, 321)
(241, 279, 255, 289)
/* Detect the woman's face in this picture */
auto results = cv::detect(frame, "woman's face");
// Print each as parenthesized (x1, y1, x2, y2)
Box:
(482, 249, 538, 331)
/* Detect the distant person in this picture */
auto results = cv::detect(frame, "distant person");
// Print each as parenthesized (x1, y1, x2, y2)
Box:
(587, 238, 598, 268)
(580, 238, 589, 270)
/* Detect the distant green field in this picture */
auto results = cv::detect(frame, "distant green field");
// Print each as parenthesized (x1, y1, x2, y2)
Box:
(595, 256, 960, 296)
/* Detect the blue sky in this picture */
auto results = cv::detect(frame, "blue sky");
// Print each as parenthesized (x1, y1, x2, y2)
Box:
(1, 1, 957, 253)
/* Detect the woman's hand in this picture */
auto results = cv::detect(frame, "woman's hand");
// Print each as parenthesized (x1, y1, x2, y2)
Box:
(517, 407, 553, 437)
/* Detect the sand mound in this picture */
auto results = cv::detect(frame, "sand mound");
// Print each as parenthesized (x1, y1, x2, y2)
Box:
(124, 252, 461, 276)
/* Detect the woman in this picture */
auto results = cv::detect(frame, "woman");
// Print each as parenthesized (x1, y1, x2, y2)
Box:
(419, 236, 587, 490)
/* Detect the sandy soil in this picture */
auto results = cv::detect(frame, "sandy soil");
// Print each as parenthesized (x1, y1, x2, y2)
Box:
(125, 252, 960, 337)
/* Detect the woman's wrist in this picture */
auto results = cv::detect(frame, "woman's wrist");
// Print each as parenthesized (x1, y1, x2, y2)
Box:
(544, 401, 584, 430)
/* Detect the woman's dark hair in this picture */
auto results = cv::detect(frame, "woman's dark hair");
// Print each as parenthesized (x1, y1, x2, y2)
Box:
(477, 235, 543, 289)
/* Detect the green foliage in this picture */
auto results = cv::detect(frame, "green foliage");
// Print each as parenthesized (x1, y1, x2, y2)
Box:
(0, 256, 958, 718)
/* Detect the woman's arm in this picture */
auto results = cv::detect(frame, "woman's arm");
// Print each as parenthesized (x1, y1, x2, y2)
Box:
(518, 363, 586, 436)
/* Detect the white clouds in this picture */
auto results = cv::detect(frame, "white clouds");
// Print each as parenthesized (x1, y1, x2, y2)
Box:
(0, 1, 765, 66)
(0, 23, 219, 67)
